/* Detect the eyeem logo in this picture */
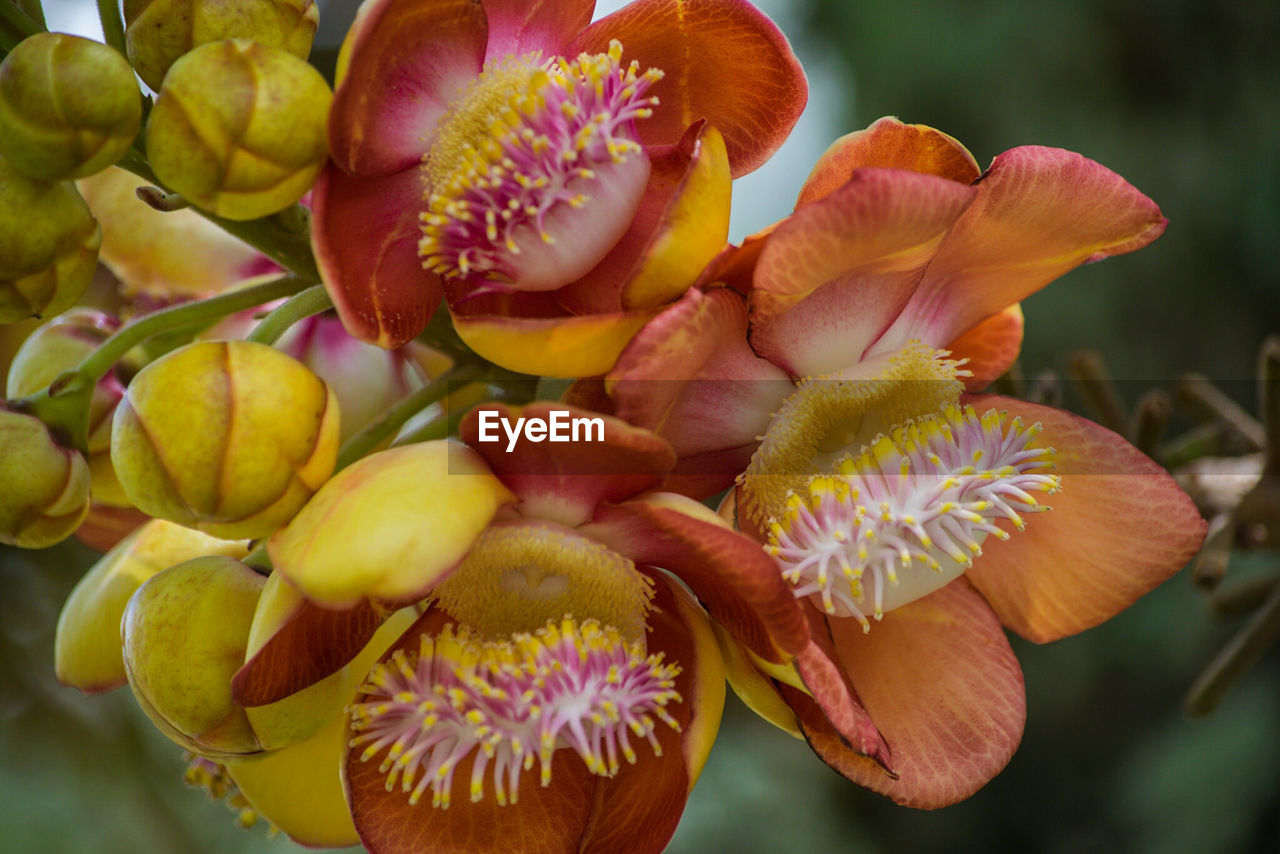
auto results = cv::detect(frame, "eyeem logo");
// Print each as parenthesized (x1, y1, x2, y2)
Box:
(476, 410, 605, 452)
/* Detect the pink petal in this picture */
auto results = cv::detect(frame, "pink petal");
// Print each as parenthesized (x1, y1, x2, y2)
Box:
(481, 0, 595, 57)
(962, 395, 1207, 643)
(330, 0, 487, 177)
(570, 0, 807, 177)
(312, 163, 442, 348)
(872, 146, 1168, 354)
(946, 303, 1024, 391)
(749, 169, 977, 376)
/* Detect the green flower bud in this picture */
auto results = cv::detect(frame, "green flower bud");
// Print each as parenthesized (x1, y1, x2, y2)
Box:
(0, 157, 101, 321)
(145, 39, 331, 220)
(0, 33, 142, 181)
(0, 401, 92, 548)
(124, 0, 319, 92)
(111, 340, 340, 540)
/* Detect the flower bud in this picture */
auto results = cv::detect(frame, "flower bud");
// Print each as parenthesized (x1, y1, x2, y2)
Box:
(146, 40, 331, 221)
(111, 340, 339, 540)
(55, 519, 249, 693)
(0, 157, 101, 321)
(124, 0, 318, 91)
(0, 402, 92, 548)
(0, 33, 141, 181)
(122, 555, 266, 758)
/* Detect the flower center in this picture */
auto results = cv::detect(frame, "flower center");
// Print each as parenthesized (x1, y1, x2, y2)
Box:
(419, 41, 662, 292)
(348, 619, 681, 808)
(430, 521, 654, 643)
(766, 404, 1060, 630)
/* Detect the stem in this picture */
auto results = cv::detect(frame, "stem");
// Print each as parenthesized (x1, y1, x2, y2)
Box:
(335, 361, 486, 471)
(117, 149, 320, 281)
(15, 0, 43, 28)
(96, 0, 126, 56)
(1066, 350, 1128, 437)
(1258, 336, 1280, 475)
(1175, 372, 1266, 451)
(245, 284, 332, 345)
(1186, 575, 1280, 716)
(0, 1, 40, 48)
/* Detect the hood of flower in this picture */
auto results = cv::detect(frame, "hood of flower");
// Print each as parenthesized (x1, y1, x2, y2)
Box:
(766, 404, 1060, 629)
(348, 619, 681, 808)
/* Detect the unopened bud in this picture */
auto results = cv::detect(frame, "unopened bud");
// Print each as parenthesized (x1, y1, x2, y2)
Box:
(0, 33, 141, 181)
(124, 0, 319, 91)
(0, 401, 92, 548)
(146, 40, 331, 220)
(111, 340, 340, 539)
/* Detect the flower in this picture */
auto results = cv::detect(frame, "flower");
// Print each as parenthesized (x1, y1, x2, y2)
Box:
(258, 402, 807, 852)
(314, 0, 807, 377)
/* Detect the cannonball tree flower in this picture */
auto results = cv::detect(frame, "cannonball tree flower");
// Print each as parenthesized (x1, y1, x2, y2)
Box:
(315, 0, 806, 377)
(256, 404, 812, 852)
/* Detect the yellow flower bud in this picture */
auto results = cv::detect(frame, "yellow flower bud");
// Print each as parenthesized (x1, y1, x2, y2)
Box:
(111, 340, 340, 540)
(0, 157, 101, 321)
(146, 39, 331, 221)
(0, 401, 92, 548)
(54, 519, 250, 693)
(0, 33, 142, 181)
(122, 555, 266, 758)
(124, 0, 319, 91)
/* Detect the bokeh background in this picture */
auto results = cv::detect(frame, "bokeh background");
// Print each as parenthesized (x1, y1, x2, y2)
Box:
(2, 0, 1278, 852)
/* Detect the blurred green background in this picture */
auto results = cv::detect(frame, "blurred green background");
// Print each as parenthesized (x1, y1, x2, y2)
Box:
(3, 0, 1279, 852)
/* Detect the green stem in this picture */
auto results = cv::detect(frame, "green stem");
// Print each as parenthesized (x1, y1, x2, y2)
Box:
(96, 0, 127, 57)
(117, 149, 320, 281)
(15, 0, 43, 28)
(1186, 576, 1280, 716)
(336, 362, 486, 471)
(245, 284, 332, 345)
(0, 1, 40, 45)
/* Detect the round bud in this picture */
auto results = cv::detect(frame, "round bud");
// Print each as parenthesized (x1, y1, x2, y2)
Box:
(0, 33, 141, 181)
(0, 401, 92, 548)
(146, 40, 331, 220)
(124, 0, 319, 91)
(0, 157, 101, 321)
(111, 340, 340, 540)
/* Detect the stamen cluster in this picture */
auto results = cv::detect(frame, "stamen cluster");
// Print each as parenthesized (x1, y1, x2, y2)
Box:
(766, 405, 1060, 629)
(348, 618, 681, 809)
(419, 40, 662, 282)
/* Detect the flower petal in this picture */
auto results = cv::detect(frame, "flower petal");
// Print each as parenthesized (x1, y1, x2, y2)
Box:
(749, 169, 977, 376)
(795, 578, 1026, 808)
(795, 117, 981, 209)
(872, 146, 1168, 353)
(962, 395, 1207, 643)
(459, 401, 675, 527)
(312, 163, 442, 348)
(946, 303, 1024, 391)
(583, 493, 808, 663)
(329, 0, 487, 176)
(481, 0, 595, 56)
(571, 0, 806, 177)
(695, 222, 780, 294)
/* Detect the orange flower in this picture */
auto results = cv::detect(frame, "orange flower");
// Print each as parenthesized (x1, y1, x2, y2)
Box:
(314, 0, 807, 376)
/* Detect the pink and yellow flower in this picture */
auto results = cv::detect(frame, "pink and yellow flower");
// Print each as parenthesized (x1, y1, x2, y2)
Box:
(315, 0, 806, 376)
(252, 403, 807, 852)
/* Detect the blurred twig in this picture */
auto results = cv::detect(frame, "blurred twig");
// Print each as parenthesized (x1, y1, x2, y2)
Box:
(1186, 574, 1280, 716)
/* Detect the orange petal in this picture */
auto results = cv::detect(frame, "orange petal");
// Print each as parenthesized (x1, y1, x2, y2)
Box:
(694, 221, 780, 294)
(947, 303, 1024, 391)
(795, 117, 980, 208)
(330, 0, 486, 176)
(799, 578, 1026, 808)
(571, 0, 806, 177)
(459, 401, 675, 527)
(481, 0, 595, 56)
(962, 395, 1207, 643)
(749, 168, 977, 376)
(312, 163, 442, 348)
(873, 146, 1168, 354)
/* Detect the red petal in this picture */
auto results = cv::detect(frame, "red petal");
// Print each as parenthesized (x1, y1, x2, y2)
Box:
(873, 146, 1168, 354)
(695, 222, 780, 294)
(584, 496, 808, 662)
(571, 0, 807, 177)
(481, 0, 594, 56)
(460, 401, 676, 526)
(946, 304, 1024, 391)
(312, 164, 442, 348)
(330, 0, 487, 176)
(795, 117, 980, 208)
(798, 579, 1026, 808)
(231, 599, 383, 707)
(962, 395, 1207, 643)
(749, 169, 976, 376)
